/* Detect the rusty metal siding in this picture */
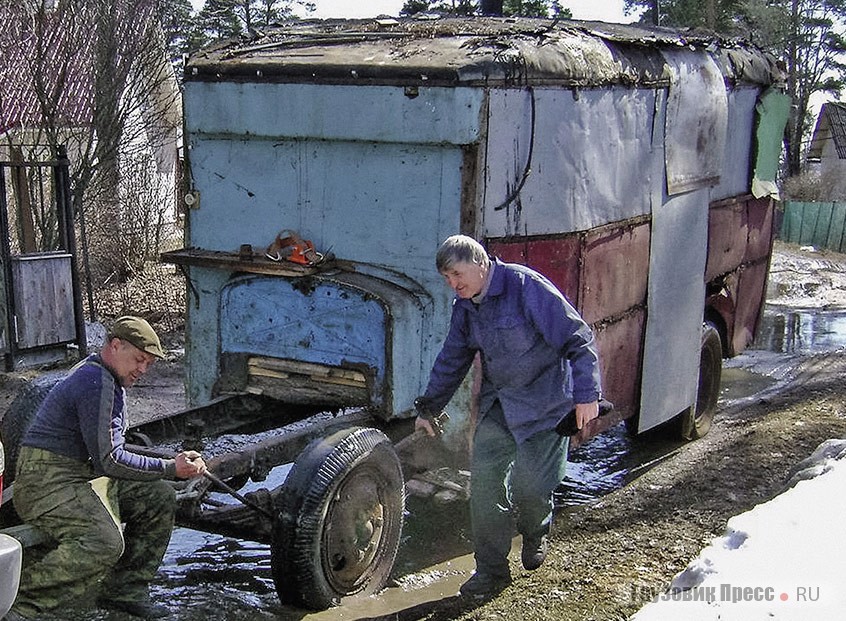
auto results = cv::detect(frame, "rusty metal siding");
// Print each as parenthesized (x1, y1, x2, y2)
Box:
(745, 198, 775, 263)
(703, 196, 774, 356)
(488, 236, 582, 306)
(580, 224, 650, 325)
(732, 261, 769, 354)
(594, 310, 645, 421)
(705, 197, 774, 282)
(706, 201, 749, 282)
(488, 230, 648, 423)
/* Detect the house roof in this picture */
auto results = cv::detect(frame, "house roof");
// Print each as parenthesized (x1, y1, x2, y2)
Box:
(185, 16, 783, 89)
(807, 101, 846, 161)
(0, 9, 95, 134)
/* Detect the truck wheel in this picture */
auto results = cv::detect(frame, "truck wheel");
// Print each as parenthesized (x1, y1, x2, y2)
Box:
(0, 373, 64, 486)
(271, 426, 404, 610)
(679, 322, 722, 440)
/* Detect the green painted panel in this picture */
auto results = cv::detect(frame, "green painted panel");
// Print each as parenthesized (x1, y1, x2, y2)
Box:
(798, 203, 819, 245)
(828, 203, 846, 252)
(781, 200, 846, 253)
(812, 203, 834, 248)
(780, 201, 803, 240)
(753, 89, 791, 198)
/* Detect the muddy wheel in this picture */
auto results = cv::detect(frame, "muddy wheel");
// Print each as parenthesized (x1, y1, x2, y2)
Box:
(679, 322, 722, 440)
(271, 426, 404, 610)
(0, 373, 64, 486)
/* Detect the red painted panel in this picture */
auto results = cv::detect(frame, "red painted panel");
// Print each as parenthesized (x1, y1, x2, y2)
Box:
(706, 202, 747, 281)
(593, 309, 644, 423)
(581, 223, 650, 325)
(488, 236, 582, 305)
(707, 270, 740, 355)
(732, 261, 768, 354)
(745, 198, 775, 263)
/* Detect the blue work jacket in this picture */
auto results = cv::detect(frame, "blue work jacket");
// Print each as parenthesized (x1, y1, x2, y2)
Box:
(423, 259, 602, 443)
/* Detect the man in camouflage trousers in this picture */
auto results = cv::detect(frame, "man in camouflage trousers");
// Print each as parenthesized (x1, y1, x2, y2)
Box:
(7, 317, 207, 621)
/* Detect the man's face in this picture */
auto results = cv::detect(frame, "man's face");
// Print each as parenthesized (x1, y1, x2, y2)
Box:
(441, 260, 487, 299)
(108, 339, 156, 387)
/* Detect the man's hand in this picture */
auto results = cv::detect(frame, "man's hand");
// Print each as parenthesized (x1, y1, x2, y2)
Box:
(415, 416, 438, 437)
(413, 397, 449, 438)
(175, 451, 207, 479)
(575, 400, 599, 430)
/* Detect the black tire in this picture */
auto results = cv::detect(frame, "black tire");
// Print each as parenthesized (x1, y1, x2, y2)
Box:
(679, 322, 722, 440)
(271, 426, 404, 610)
(0, 372, 64, 485)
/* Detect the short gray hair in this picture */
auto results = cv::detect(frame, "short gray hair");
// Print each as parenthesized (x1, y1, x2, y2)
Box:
(435, 235, 491, 273)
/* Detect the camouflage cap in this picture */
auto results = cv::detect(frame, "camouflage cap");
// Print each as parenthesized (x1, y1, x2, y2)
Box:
(108, 316, 166, 359)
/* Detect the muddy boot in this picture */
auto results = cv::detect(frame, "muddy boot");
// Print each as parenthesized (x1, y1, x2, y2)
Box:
(458, 571, 512, 599)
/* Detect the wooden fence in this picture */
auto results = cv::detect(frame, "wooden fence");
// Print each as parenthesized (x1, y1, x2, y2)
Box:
(780, 201, 846, 253)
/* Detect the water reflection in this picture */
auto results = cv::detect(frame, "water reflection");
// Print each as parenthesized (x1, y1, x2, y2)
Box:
(754, 306, 846, 354)
(558, 423, 636, 506)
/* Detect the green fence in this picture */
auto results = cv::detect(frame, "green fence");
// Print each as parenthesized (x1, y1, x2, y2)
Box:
(780, 201, 846, 253)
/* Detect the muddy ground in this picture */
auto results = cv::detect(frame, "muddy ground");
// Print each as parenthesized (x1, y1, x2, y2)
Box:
(2, 241, 846, 621)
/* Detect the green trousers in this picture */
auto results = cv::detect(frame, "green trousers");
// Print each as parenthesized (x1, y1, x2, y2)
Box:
(470, 402, 569, 578)
(12, 447, 176, 617)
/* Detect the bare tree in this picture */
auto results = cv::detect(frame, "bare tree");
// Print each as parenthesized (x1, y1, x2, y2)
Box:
(1, 0, 183, 316)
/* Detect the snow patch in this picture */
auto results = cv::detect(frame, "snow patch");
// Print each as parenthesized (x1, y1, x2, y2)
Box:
(631, 439, 846, 620)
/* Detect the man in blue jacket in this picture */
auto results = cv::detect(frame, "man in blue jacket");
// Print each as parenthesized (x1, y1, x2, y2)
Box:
(415, 235, 602, 599)
(8, 317, 207, 620)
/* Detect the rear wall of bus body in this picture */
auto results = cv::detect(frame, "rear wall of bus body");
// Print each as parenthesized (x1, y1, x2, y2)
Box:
(180, 17, 787, 444)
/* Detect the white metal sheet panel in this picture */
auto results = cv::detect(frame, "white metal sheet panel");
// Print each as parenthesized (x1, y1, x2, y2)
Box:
(712, 87, 759, 201)
(638, 189, 709, 431)
(482, 86, 657, 237)
(663, 49, 728, 195)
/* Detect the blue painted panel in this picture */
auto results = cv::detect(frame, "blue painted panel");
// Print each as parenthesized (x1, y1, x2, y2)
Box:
(184, 82, 483, 145)
(214, 269, 436, 416)
(187, 138, 463, 288)
(220, 276, 387, 384)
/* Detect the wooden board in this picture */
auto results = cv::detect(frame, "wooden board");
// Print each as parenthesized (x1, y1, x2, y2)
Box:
(160, 248, 323, 277)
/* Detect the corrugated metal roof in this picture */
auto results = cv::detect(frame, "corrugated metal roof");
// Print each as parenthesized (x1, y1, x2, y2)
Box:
(808, 101, 846, 161)
(185, 16, 783, 88)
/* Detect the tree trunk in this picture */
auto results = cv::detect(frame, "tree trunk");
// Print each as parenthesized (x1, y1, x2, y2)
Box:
(785, 0, 801, 177)
(706, 0, 716, 29)
(480, 0, 503, 15)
